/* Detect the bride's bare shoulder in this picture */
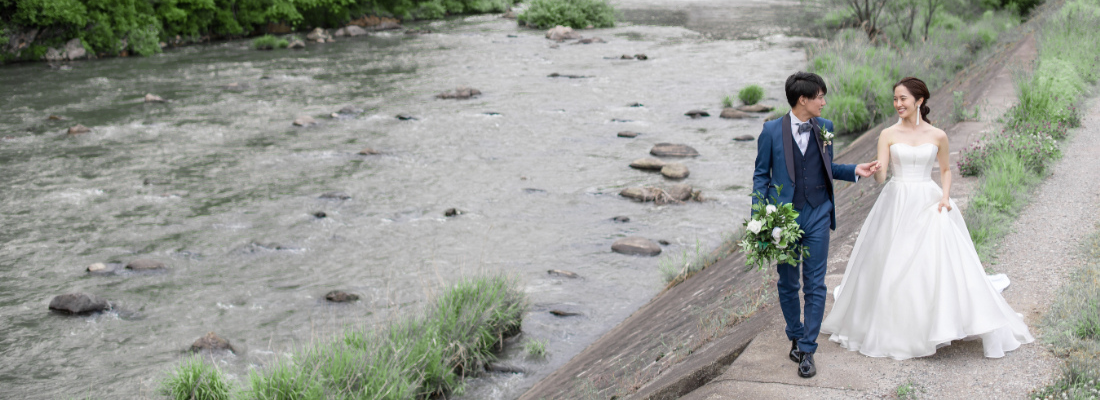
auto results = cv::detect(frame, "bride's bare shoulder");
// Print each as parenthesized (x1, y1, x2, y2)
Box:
(878, 126, 896, 143)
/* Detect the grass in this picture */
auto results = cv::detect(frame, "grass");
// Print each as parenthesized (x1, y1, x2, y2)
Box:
(960, 0, 1100, 262)
(159, 275, 526, 400)
(159, 355, 234, 400)
(525, 338, 549, 358)
(517, 0, 616, 29)
(722, 95, 735, 108)
(252, 35, 288, 50)
(809, 11, 1019, 134)
(896, 379, 924, 399)
(1032, 234, 1100, 399)
(657, 232, 740, 288)
(738, 85, 765, 105)
(951, 91, 981, 123)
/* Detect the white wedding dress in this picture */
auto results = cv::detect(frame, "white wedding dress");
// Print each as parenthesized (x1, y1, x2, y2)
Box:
(820, 143, 1034, 360)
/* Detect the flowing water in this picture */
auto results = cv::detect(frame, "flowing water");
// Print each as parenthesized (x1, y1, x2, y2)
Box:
(0, 1, 815, 398)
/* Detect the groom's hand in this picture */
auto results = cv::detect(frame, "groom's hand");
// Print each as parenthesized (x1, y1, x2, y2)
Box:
(855, 161, 880, 177)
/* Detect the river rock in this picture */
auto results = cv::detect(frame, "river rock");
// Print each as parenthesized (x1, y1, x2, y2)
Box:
(575, 37, 606, 44)
(611, 237, 662, 256)
(733, 134, 755, 142)
(620, 187, 659, 202)
(548, 73, 586, 79)
(49, 293, 110, 314)
(545, 25, 581, 41)
(720, 108, 751, 119)
(313, 211, 327, 218)
(345, 25, 368, 37)
(86, 263, 109, 272)
(629, 157, 666, 170)
(611, 216, 630, 223)
(126, 258, 166, 271)
(617, 131, 639, 138)
(306, 28, 330, 42)
(144, 93, 165, 103)
(444, 208, 463, 217)
(67, 124, 91, 135)
(549, 310, 582, 317)
(737, 104, 774, 113)
(487, 363, 526, 374)
(436, 86, 482, 99)
(628, 102, 644, 107)
(650, 143, 699, 157)
(620, 54, 634, 59)
(191, 332, 234, 353)
(45, 47, 64, 62)
(324, 290, 359, 302)
(548, 269, 580, 278)
(337, 106, 363, 115)
(293, 116, 316, 126)
(666, 183, 693, 201)
(634, 54, 648, 60)
(502, 9, 517, 19)
(64, 38, 86, 60)
(358, 147, 380, 155)
(396, 114, 418, 120)
(288, 38, 305, 49)
(684, 110, 710, 118)
(319, 192, 351, 200)
(661, 163, 689, 179)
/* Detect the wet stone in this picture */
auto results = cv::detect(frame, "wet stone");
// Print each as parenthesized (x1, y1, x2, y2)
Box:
(319, 192, 351, 200)
(737, 104, 775, 113)
(611, 216, 630, 223)
(396, 114, 418, 121)
(324, 290, 359, 303)
(522, 188, 547, 194)
(629, 157, 666, 170)
(548, 269, 580, 278)
(617, 131, 639, 138)
(126, 258, 166, 271)
(487, 363, 526, 374)
(548, 73, 587, 79)
(650, 143, 699, 157)
(48, 293, 110, 314)
(628, 102, 644, 107)
(684, 110, 710, 118)
(67, 124, 90, 135)
(86, 263, 109, 272)
(444, 208, 463, 217)
(144, 93, 166, 103)
(549, 310, 582, 317)
(666, 183, 693, 201)
(634, 54, 648, 60)
(313, 211, 327, 218)
(545, 25, 581, 41)
(620, 187, 659, 202)
(292, 116, 316, 127)
(436, 86, 482, 100)
(720, 108, 751, 119)
(611, 237, 662, 256)
(733, 134, 755, 142)
(658, 239, 671, 245)
(661, 163, 690, 179)
(191, 332, 234, 353)
(358, 147, 380, 155)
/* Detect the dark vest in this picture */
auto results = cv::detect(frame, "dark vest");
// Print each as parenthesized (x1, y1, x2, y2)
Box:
(792, 130, 829, 210)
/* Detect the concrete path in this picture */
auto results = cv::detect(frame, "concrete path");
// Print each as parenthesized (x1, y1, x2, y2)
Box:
(683, 61, 1100, 400)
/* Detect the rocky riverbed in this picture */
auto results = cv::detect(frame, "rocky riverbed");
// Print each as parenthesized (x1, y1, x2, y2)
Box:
(0, 1, 817, 397)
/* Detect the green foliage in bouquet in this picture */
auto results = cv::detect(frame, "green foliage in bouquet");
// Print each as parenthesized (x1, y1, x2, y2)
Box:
(739, 186, 808, 270)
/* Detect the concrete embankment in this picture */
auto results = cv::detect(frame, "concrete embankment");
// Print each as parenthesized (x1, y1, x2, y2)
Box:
(520, 26, 1041, 400)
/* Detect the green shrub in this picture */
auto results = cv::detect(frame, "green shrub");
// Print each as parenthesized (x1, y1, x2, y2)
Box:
(822, 94, 871, 133)
(518, 0, 615, 29)
(721, 95, 735, 108)
(251, 34, 288, 50)
(159, 356, 233, 400)
(738, 85, 764, 105)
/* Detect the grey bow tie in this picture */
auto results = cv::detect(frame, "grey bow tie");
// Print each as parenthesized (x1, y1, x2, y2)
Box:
(797, 122, 813, 134)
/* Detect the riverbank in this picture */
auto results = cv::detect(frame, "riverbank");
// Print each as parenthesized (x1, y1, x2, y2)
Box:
(517, 5, 1050, 399)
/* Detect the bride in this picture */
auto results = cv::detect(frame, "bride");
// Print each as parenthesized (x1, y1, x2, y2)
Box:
(819, 77, 1034, 360)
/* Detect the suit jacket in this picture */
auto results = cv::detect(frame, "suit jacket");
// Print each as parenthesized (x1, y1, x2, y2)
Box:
(751, 114, 857, 230)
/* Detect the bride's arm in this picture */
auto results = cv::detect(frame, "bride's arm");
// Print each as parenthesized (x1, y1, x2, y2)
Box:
(937, 131, 953, 212)
(874, 130, 890, 184)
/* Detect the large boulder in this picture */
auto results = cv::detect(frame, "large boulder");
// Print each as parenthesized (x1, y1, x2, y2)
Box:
(720, 108, 752, 119)
(650, 143, 699, 157)
(611, 237, 661, 256)
(661, 163, 690, 179)
(666, 183, 693, 201)
(191, 332, 234, 353)
(64, 38, 86, 60)
(738, 104, 775, 113)
(126, 259, 166, 271)
(545, 25, 581, 41)
(49, 293, 110, 314)
(629, 158, 666, 170)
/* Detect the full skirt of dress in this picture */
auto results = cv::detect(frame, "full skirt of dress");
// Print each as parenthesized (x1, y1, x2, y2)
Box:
(819, 178, 1034, 360)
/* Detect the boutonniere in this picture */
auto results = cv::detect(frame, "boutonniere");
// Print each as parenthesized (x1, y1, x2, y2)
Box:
(818, 126, 834, 146)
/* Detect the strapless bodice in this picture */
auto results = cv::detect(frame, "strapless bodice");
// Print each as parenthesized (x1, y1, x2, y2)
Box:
(889, 143, 938, 183)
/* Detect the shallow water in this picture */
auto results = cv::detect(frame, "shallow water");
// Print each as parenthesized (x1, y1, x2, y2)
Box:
(0, 3, 814, 398)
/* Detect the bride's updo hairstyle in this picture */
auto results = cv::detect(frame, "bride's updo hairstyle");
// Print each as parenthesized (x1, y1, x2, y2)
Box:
(894, 77, 932, 124)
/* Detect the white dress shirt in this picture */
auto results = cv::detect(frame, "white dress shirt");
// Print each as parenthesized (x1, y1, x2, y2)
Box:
(790, 112, 811, 155)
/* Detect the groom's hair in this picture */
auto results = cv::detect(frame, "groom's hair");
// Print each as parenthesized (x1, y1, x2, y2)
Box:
(785, 72, 828, 107)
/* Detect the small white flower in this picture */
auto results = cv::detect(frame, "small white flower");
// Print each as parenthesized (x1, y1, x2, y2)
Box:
(765, 205, 777, 214)
(771, 227, 783, 242)
(747, 220, 764, 234)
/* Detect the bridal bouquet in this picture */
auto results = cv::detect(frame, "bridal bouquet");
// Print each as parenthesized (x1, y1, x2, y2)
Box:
(739, 186, 808, 270)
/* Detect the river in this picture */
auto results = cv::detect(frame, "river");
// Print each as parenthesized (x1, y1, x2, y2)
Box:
(0, 1, 815, 397)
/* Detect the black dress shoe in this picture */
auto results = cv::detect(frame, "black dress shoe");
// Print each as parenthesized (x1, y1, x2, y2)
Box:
(798, 352, 816, 378)
(789, 340, 801, 363)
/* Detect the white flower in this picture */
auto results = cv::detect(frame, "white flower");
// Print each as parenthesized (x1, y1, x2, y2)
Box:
(771, 227, 783, 242)
(765, 205, 777, 214)
(747, 220, 763, 234)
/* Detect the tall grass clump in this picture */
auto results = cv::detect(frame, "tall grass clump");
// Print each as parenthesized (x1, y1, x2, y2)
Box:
(809, 11, 1019, 133)
(252, 35, 288, 50)
(960, 0, 1100, 260)
(738, 85, 765, 105)
(517, 0, 616, 29)
(159, 355, 233, 400)
(1032, 234, 1100, 399)
(163, 275, 527, 400)
(658, 233, 740, 288)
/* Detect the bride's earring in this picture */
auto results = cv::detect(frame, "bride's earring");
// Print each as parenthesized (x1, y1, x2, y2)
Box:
(915, 102, 921, 126)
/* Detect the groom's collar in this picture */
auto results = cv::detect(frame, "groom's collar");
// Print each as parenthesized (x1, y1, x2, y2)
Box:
(789, 111, 805, 126)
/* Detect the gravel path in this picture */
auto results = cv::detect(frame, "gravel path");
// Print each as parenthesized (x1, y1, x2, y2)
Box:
(684, 51, 1100, 400)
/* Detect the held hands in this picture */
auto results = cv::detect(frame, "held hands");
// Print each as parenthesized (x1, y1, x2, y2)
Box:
(855, 160, 881, 178)
(938, 198, 952, 213)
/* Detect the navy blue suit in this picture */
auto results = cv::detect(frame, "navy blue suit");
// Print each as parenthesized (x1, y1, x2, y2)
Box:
(752, 114, 857, 354)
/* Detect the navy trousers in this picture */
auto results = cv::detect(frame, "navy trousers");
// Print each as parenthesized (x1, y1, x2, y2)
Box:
(776, 200, 832, 354)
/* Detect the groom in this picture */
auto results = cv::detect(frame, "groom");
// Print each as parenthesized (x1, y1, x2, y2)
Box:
(751, 72, 878, 378)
